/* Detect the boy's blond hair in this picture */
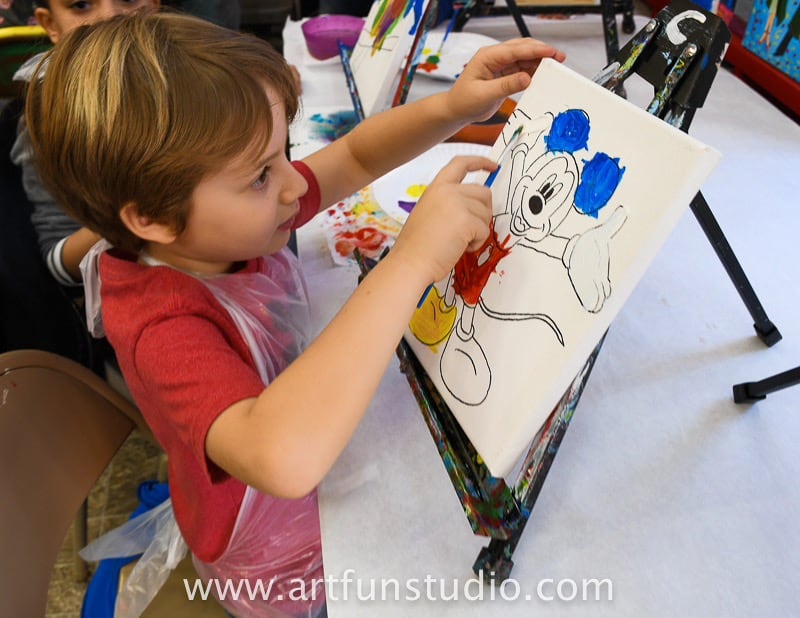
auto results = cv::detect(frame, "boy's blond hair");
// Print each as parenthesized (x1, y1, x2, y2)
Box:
(26, 11, 300, 253)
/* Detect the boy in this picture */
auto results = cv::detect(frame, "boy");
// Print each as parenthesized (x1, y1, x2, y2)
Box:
(27, 11, 564, 616)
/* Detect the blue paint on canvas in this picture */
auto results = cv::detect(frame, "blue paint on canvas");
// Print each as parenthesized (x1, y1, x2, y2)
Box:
(545, 109, 590, 154)
(574, 153, 626, 218)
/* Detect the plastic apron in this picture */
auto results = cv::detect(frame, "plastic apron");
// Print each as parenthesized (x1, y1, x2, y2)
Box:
(80, 243, 326, 618)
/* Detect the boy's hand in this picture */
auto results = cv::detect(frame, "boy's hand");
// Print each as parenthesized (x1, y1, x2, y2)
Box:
(447, 38, 566, 124)
(390, 155, 497, 286)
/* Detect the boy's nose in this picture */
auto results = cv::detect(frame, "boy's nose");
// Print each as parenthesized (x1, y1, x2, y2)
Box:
(280, 164, 309, 205)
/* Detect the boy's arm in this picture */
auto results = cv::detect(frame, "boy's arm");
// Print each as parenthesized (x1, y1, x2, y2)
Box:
(13, 117, 101, 283)
(303, 38, 565, 209)
(58, 227, 103, 281)
(206, 156, 497, 499)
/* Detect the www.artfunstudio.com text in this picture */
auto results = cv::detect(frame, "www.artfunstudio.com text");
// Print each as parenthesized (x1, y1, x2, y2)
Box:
(183, 569, 614, 604)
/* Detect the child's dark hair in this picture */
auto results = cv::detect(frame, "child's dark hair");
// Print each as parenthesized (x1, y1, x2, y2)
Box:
(26, 11, 300, 253)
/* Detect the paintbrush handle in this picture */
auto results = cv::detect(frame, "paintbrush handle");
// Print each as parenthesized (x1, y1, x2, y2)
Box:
(339, 42, 365, 122)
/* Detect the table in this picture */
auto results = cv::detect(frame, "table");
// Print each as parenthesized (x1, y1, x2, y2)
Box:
(286, 13, 800, 617)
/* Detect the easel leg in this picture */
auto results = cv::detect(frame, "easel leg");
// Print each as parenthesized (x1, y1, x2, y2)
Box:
(600, 0, 621, 62)
(473, 339, 605, 581)
(616, 0, 636, 33)
(503, 0, 532, 38)
(689, 191, 782, 346)
(733, 366, 800, 403)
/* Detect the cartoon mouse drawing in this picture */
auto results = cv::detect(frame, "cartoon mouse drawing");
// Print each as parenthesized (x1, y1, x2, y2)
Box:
(415, 108, 628, 406)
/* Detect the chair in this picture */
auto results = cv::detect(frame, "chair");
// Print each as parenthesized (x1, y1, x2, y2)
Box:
(0, 349, 140, 616)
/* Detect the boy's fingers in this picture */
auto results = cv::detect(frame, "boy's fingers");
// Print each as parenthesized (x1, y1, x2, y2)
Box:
(493, 72, 533, 99)
(466, 218, 492, 251)
(477, 38, 566, 74)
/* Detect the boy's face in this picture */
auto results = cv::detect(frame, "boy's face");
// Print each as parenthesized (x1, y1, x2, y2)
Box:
(36, 0, 160, 44)
(151, 88, 309, 275)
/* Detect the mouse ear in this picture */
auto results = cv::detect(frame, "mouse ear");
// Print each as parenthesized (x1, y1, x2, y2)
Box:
(545, 109, 591, 154)
(574, 152, 626, 218)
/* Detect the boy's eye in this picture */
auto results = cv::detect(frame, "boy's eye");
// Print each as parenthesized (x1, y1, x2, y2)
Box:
(70, 1, 91, 9)
(252, 166, 270, 190)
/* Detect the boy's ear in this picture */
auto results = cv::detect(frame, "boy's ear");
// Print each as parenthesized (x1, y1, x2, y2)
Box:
(119, 203, 178, 245)
(34, 8, 61, 45)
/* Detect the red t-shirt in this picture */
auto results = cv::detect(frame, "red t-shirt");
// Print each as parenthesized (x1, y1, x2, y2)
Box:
(99, 161, 320, 562)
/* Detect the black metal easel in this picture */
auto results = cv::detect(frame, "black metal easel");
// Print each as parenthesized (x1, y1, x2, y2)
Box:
(357, 0, 783, 583)
(593, 0, 781, 346)
(468, 0, 784, 580)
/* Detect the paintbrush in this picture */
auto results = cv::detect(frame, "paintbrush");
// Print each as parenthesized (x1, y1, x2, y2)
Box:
(436, 5, 463, 56)
(415, 124, 526, 308)
(484, 123, 525, 187)
(338, 41, 365, 122)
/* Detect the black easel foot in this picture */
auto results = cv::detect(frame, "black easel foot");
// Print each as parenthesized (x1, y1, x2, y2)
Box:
(474, 542, 515, 582)
(733, 366, 800, 403)
(754, 321, 782, 347)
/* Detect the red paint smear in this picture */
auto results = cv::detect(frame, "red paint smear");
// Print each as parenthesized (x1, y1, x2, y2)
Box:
(335, 227, 387, 256)
(419, 60, 439, 73)
(335, 239, 354, 256)
(452, 221, 511, 306)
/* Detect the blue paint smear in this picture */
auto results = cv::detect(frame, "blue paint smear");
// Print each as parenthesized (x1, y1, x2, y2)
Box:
(574, 152, 625, 218)
(309, 111, 359, 141)
(398, 200, 417, 213)
(545, 109, 590, 154)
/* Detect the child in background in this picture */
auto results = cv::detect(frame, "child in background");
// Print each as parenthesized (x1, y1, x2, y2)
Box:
(26, 11, 564, 617)
(10, 0, 160, 288)
(0, 0, 36, 27)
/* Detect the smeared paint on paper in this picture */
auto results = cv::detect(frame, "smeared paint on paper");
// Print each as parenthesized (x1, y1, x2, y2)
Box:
(308, 111, 359, 142)
(320, 186, 402, 266)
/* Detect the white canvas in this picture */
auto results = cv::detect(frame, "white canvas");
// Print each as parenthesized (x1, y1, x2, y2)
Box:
(403, 58, 721, 477)
(349, 0, 431, 117)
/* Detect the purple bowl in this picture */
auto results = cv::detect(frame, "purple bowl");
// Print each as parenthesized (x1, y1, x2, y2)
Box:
(301, 15, 365, 61)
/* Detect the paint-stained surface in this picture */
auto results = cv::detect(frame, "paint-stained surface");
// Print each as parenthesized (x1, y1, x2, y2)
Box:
(320, 186, 402, 266)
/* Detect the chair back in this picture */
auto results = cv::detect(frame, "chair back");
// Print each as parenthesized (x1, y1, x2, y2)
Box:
(0, 349, 137, 617)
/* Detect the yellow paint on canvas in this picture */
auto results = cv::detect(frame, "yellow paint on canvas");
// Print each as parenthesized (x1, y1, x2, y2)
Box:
(409, 286, 457, 352)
